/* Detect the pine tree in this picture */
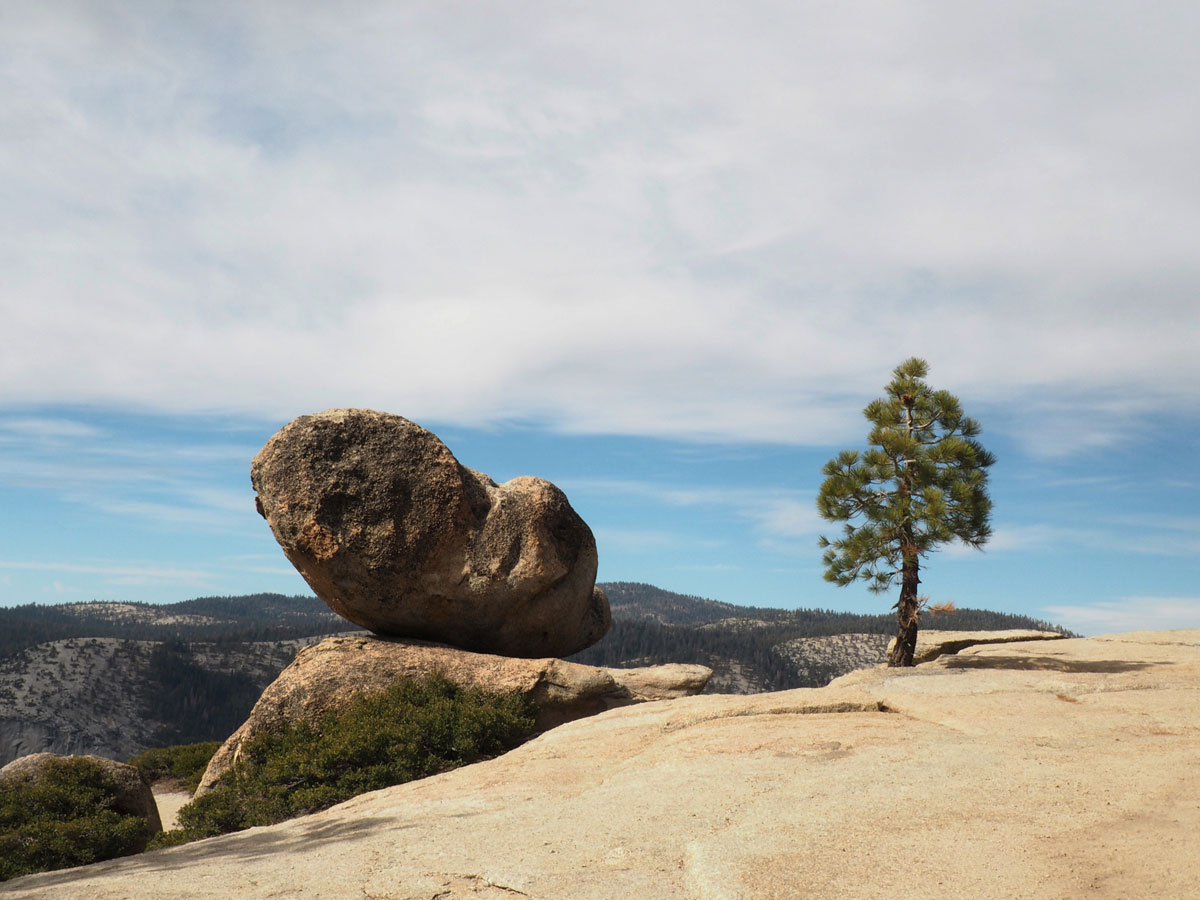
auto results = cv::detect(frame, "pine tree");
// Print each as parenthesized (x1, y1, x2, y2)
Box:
(817, 358, 994, 666)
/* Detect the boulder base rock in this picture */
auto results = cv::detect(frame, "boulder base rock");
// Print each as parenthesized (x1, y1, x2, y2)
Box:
(251, 409, 610, 658)
(0, 752, 162, 841)
(195, 635, 711, 796)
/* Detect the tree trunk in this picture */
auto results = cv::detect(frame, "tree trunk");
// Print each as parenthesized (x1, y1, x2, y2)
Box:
(887, 556, 920, 667)
(889, 393, 921, 667)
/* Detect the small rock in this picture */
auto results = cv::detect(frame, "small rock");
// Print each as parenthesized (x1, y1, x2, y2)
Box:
(603, 664, 714, 701)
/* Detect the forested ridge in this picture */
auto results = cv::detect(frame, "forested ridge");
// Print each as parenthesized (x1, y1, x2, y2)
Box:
(141, 640, 285, 745)
(0, 584, 1073, 723)
(0, 593, 357, 661)
(573, 582, 1074, 691)
(0, 584, 1068, 661)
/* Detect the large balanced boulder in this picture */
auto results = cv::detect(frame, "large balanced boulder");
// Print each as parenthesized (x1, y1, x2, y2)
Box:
(251, 409, 610, 658)
(195, 635, 711, 796)
(0, 752, 162, 840)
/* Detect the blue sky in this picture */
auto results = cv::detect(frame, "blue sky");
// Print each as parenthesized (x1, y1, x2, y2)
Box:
(2, 3, 1198, 635)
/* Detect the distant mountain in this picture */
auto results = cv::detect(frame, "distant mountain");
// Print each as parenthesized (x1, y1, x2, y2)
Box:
(579, 582, 1073, 691)
(0, 594, 363, 766)
(597, 581, 1066, 633)
(0, 585, 1072, 765)
(0, 593, 358, 661)
(0, 635, 331, 766)
(598, 582, 781, 625)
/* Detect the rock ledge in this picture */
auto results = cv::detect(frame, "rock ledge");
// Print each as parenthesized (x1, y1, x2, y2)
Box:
(12, 631, 1199, 900)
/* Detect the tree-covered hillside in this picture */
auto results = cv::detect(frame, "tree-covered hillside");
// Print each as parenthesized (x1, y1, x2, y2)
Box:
(0, 584, 1074, 761)
(0, 636, 322, 765)
(578, 582, 1073, 691)
(0, 594, 357, 661)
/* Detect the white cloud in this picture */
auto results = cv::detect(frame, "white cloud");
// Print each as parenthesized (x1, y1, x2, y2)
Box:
(566, 477, 820, 547)
(0, 418, 102, 440)
(959, 524, 1109, 555)
(95, 498, 253, 531)
(0, 555, 299, 593)
(0, 559, 216, 581)
(2, 3, 1199, 450)
(942, 520, 1200, 560)
(753, 498, 824, 539)
(0, 412, 262, 533)
(590, 528, 690, 553)
(1043, 597, 1200, 636)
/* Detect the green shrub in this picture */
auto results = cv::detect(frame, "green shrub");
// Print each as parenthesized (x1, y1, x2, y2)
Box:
(144, 828, 196, 850)
(0, 757, 152, 881)
(164, 674, 536, 844)
(127, 741, 221, 793)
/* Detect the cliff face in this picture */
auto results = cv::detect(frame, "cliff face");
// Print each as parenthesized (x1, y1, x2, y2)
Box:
(0, 637, 322, 765)
(6, 630, 1199, 900)
(0, 639, 161, 765)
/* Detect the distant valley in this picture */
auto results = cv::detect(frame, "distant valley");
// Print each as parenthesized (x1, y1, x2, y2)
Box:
(0, 584, 1069, 765)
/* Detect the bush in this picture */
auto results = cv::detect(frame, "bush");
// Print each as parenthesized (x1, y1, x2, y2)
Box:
(0, 757, 152, 881)
(127, 741, 221, 793)
(164, 674, 536, 843)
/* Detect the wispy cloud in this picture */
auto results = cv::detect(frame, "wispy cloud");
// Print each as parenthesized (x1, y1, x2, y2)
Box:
(0, 555, 299, 595)
(965, 524, 1110, 555)
(0, 559, 217, 582)
(591, 528, 692, 553)
(0, 418, 102, 440)
(1037, 475, 1124, 490)
(753, 498, 824, 539)
(1, 5, 1199, 451)
(0, 411, 262, 534)
(1111, 514, 1200, 534)
(1043, 598, 1200, 636)
(940, 520, 1200, 560)
(566, 477, 821, 546)
(95, 498, 254, 531)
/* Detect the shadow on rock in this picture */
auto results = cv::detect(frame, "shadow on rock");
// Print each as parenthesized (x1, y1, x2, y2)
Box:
(8, 814, 397, 890)
(943, 655, 1160, 674)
